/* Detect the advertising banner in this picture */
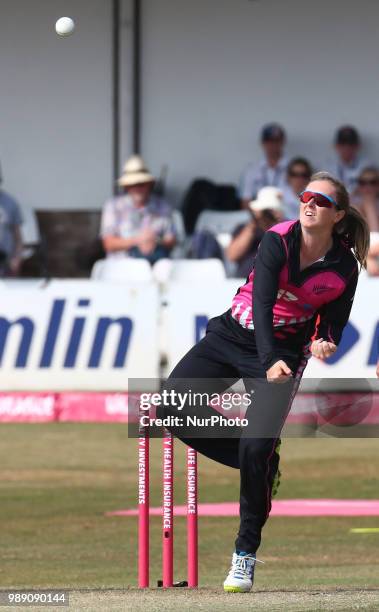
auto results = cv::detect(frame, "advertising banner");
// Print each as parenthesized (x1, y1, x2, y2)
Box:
(0, 280, 160, 390)
(164, 274, 378, 381)
(0, 274, 377, 392)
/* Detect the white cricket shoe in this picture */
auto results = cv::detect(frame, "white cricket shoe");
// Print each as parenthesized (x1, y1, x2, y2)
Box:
(223, 551, 262, 593)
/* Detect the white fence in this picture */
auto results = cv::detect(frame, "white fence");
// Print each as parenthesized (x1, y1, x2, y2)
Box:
(0, 274, 377, 390)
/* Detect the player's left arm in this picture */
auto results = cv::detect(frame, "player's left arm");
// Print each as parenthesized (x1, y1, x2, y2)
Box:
(311, 266, 359, 360)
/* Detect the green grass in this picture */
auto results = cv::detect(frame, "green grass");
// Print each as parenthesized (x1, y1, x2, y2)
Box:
(0, 424, 378, 593)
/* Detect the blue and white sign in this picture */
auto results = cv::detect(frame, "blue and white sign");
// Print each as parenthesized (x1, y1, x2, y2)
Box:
(164, 275, 378, 381)
(0, 281, 160, 390)
(0, 274, 377, 391)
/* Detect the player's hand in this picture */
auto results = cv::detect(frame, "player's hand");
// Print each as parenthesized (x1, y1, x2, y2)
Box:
(266, 360, 293, 383)
(376, 360, 379, 378)
(311, 338, 337, 360)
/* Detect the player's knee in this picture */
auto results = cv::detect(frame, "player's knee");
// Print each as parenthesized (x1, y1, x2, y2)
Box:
(240, 438, 277, 463)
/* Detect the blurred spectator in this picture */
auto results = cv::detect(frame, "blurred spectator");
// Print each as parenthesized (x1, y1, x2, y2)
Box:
(352, 167, 379, 232)
(226, 187, 284, 277)
(325, 125, 371, 193)
(100, 155, 176, 265)
(189, 230, 224, 260)
(282, 157, 313, 220)
(367, 236, 379, 276)
(239, 123, 288, 208)
(0, 165, 23, 276)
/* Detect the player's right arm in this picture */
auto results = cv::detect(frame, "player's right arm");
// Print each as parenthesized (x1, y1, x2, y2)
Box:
(252, 230, 289, 382)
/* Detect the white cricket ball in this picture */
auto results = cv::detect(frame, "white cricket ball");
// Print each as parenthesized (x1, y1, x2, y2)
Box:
(55, 17, 75, 37)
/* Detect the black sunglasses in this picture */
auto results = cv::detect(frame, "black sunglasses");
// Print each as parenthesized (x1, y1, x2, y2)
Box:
(289, 171, 311, 179)
(358, 178, 379, 187)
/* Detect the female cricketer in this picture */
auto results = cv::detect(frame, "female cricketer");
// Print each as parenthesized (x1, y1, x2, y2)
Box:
(160, 171, 370, 592)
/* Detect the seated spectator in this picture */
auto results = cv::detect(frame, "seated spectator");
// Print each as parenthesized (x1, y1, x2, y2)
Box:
(282, 157, 313, 220)
(226, 187, 284, 277)
(325, 125, 371, 193)
(0, 167, 23, 276)
(101, 155, 176, 265)
(239, 123, 288, 209)
(352, 167, 379, 232)
(367, 234, 379, 277)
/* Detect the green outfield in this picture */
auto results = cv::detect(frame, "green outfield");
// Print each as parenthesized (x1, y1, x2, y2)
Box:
(0, 424, 378, 610)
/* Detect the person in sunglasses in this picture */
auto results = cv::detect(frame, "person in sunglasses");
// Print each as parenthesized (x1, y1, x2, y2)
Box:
(158, 171, 369, 593)
(352, 167, 379, 232)
(226, 187, 284, 278)
(282, 157, 313, 219)
(367, 239, 379, 276)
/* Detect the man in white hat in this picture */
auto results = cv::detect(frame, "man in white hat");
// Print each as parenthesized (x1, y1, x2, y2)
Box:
(226, 187, 284, 277)
(100, 155, 176, 264)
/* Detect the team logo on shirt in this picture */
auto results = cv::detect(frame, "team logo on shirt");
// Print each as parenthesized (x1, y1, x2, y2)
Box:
(312, 284, 334, 295)
(277, 289, 298, 301)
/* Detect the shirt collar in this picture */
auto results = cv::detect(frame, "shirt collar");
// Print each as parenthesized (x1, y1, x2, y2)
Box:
(260, 156, 288, 171)
(293, 220, 343, 265)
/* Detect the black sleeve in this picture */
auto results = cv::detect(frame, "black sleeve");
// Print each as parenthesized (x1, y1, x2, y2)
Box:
(252, 230, 287, 371)
(314, 265, 359, 345)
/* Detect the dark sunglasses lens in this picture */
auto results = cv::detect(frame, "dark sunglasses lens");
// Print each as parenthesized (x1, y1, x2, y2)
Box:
(290, 172, 310, 179)
(300, 191, 333, 208)
(300, 191, 312, 203)
(359, 179, 378, 187)
(314, 195, 333, 208)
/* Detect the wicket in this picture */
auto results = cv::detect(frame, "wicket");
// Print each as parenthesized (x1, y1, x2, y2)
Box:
(138, 425, 198, 588)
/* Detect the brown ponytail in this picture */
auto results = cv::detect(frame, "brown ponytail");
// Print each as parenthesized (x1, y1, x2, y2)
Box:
(310, 171, 370, 269)
(334, 206, 370, 269)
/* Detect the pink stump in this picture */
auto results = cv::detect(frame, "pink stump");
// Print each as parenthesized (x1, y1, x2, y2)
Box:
(187, 446, 198, 587)
(162, 431, 174, 587)
(138, 432, 149, 588)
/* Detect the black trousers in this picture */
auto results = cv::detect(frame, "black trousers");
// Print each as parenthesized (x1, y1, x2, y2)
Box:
(159, 312, 308, 554)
